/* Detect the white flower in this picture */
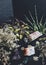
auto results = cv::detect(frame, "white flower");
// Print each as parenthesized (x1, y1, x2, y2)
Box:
(11, 42, 20, 48)
(36, 41, 40, 46)
(33, 56, 39, 61)
(11, 43, 16, 48)
(0, 24, 21, 49)
(0, 39, 2, 43)
(0, 29, 3, 33)
(7, 40, 13, 44)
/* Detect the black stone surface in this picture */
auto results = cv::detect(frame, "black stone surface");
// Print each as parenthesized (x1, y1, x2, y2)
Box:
(0, 0, 13, 21)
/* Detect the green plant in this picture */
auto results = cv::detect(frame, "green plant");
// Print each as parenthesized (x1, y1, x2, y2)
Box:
(25, 5, 46, 34)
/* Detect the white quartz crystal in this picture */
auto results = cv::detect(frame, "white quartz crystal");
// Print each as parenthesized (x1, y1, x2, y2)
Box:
(29, 31, 42, 41)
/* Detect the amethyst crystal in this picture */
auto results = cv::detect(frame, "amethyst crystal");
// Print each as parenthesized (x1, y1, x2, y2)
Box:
(12, 49, 21, 60)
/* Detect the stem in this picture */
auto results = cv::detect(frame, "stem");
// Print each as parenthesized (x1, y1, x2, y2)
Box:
(42, 54, 45, 65)
(28, 10, 35, 24)
(35, 5, 38, 26)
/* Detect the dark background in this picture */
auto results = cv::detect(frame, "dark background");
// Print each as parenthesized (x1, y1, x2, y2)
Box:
(0, 0, 46, 21)
(12, 0, 46, 21)
(0, 0, 13, 21)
